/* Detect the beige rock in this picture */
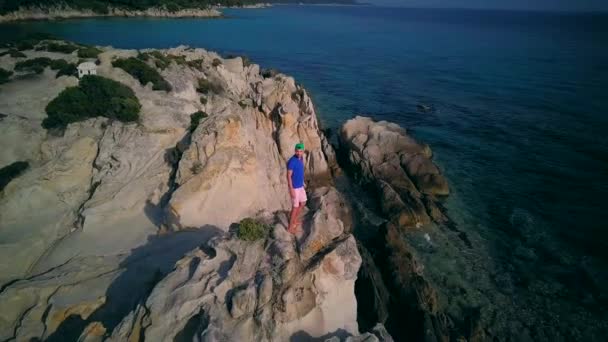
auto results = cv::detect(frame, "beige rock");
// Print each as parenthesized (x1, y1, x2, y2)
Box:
(299, 187, 352, 260)
(340, 116, 448, 228)
(0, 133, 99, 285)
(0, 115, 45, 168)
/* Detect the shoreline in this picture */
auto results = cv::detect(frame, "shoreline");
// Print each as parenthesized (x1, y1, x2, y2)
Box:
(0, 6, 224, 23)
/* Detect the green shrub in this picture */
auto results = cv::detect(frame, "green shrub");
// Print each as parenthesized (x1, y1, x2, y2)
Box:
(77, 46, 102, 58)
(0, 49, 26, 58)
(0, 68, 13, 84)
(46, 42, 79, 54)
(43, 75, 141, 129)
(196, 77, 222, 94)
(189, 110, 207, 133)
(48, 59, 77, 78)
(15, 40, 35, 51)
(56, 63, 77, 78)
(212, 58, 222, 67)
(14, 57, 52, 74)
(0, 161, 29, 191)
(165, 2, 180, 12)
(138, 51, 172, 70)
(237, 218, 270, 242)
(187, 58, 204, 71)
(199, 96, 207, 105)
(112, 57, 172, 91)
(261, 68, 279, 79)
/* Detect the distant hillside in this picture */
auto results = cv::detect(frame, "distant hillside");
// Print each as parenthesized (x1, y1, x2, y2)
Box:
(0, 0, 358, 15)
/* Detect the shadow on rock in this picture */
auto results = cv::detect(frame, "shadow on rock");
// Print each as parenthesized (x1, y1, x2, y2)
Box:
(46, 226, 223, 341)
(290, 329, 351, 342)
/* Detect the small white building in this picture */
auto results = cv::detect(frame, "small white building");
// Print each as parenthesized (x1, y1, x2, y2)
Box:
(77, 62, 97, 78)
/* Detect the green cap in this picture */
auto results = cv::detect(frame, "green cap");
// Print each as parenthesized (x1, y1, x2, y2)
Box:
(295, 142, 305, 150)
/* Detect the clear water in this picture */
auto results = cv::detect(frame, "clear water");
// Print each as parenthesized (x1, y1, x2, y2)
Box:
(2, 5, 607, 338)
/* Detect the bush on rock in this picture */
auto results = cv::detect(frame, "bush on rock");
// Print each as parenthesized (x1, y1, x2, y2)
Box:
(237, 218, 270, 242)
(43, 75, 140, 129)
(112, 57, 172, 91)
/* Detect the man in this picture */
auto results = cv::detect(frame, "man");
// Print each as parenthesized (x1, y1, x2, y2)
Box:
(287, 142, 306, 234)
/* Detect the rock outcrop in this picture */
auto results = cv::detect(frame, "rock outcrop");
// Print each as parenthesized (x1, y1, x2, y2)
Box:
(340, 116, 448, 228)
(103, 188, 365, 342)
(339, 116, 454, 341)
(0, 41, 387, 341)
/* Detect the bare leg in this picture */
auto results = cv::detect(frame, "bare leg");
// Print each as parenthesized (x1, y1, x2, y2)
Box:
(288, 205, 300, 233)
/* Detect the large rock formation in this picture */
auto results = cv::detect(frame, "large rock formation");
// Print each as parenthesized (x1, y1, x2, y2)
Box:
(0, 41, 388, 341)
(340, 116, 449, 228)
(101, 188, 363, 342)
(339, 117, 455, 341)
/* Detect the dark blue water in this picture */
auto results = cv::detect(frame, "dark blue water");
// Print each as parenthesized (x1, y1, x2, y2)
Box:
(2, 5, 608, 337)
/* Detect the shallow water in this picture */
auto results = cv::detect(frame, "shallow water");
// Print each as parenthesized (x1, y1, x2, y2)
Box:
(1, 4, 607, 338)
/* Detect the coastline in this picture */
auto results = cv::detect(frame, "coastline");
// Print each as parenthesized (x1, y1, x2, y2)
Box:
(0, 6, 223, 23)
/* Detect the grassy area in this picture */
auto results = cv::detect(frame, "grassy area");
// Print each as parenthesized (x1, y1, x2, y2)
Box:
(237, 218, 270, 242)
(112, 57, 172, 91)
(43, 75, 140, 129)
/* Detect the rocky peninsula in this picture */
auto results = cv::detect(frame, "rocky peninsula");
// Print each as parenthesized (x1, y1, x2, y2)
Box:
(2, 34, 605, 341)
(0, 38, 397, 341)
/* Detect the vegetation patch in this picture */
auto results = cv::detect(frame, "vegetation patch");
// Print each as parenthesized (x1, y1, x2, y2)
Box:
(189, 110, 208, 133)
(0, 49, 27, 58)
(237, 218, 270, 242)
(112, 57, 172, 91)
(212, 58, 222, 67)
(196, 77, 222, 94)
(46, 42, 80, 54)
(50, 59, 78, 78)
(15, 40, 35, 51)
(261, 68, 279, 79)
(138, 51, 172, 70)
(0, 161, 29, 192)
(200, 96, 207, 105)
(14, 57, 53, 74)
(43, 75, 140, 129)
(77, 46, 103, 58)
(0, 68, 13, 84)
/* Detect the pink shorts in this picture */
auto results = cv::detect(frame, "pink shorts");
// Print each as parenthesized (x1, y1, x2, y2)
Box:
(292, 187, 307, 208)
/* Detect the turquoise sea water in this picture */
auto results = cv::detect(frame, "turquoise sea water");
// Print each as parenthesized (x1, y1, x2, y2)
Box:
(2, 5, 607, 338)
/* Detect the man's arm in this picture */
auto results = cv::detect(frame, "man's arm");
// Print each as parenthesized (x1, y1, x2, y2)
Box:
(287, 170, 295, 198)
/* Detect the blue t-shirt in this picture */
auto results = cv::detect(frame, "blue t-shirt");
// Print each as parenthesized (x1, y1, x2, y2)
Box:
(287, 155, 305, 188)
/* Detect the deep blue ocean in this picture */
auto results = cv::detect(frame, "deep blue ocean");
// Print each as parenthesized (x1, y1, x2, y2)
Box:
(2, 5, 607, 337)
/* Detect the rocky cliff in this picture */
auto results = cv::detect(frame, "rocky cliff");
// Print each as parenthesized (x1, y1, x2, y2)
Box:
(0, 41, 389, 341)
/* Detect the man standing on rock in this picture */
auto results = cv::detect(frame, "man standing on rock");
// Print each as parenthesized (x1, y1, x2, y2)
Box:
(287, 142, 307, 234)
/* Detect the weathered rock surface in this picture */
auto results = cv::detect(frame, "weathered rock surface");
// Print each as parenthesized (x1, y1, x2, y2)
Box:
(340, 116, 449, 228)
(105, 187, 367, 341)
(339, 117, 453, 341)
(0, 41, 388, 341)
